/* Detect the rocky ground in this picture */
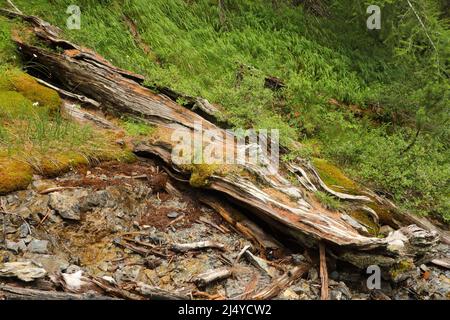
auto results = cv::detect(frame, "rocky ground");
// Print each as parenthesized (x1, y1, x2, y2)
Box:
(0, 159, 449, 300)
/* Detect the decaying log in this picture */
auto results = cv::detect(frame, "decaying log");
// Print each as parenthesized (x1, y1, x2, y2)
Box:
(3, 10, 443, 270)
(198, 195, 284, 257)
(0, 283, 118, 300)
(62, 101, 118, 130)
(171, 241, 226, 253)
(194, 267, 233, 287)
(37, 77, 101, 108)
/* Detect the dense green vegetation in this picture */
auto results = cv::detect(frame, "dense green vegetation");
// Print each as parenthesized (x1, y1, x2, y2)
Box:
(0, 0, 448, 221)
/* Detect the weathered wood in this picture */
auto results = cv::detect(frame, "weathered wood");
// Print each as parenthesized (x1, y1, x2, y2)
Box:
(4, 11, 442, 270)
(319, 242, 329, 300)
(431, 258, 450, 270)
(134, 282, 190, 300)
(194, 267, 232, 287)
(36, 77, 101, 108)
(251, 264, 310, 300)
(62, 101, 118, 130)
(0, 283, 118, 300)
(171, 241, 226, 253)
(198, 195, 284, 257)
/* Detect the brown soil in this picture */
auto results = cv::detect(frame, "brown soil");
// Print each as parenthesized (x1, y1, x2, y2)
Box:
(139, 198, 202, 230)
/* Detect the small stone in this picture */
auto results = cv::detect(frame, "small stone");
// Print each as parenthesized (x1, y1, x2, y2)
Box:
(6, 240, 20, 253)
(49, 191, 87, 220)
(6, 239, 28, 253)
(330, 271, 340, 280)
(28, 239, 49, 254)
(19, 223, 30, 238)
(167, 211, 179, 219)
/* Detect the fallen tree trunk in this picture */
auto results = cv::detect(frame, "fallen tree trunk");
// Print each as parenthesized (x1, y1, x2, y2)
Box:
(2, 9, 441, 269)
(0, 284, 119, 300)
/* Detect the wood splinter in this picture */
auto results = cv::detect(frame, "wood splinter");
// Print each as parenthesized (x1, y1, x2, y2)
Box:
(171, 240, 226, 253)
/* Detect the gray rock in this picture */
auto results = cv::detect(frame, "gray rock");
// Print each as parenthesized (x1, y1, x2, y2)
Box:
(80, 190, 110, 211)
(27, 239, 49, 254)
(6, 240, 27, 253)
(49, 190, 88, 220)
(167, 211, 180, 219)
(19, 223, 30, 238)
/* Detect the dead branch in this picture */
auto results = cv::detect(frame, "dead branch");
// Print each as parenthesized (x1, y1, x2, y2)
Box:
(319, 242, 329, 300)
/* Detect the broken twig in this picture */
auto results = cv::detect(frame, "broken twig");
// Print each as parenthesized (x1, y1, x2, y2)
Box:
(171, 240, 226, 253)
(194, 267, 232, 288)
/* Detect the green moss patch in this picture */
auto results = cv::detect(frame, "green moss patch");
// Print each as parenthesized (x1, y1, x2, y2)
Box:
(312, 158, 361, 195)
(0, 70, 61, 113)
(182, 163, 220, 188)
(0, 157, 33, 194)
